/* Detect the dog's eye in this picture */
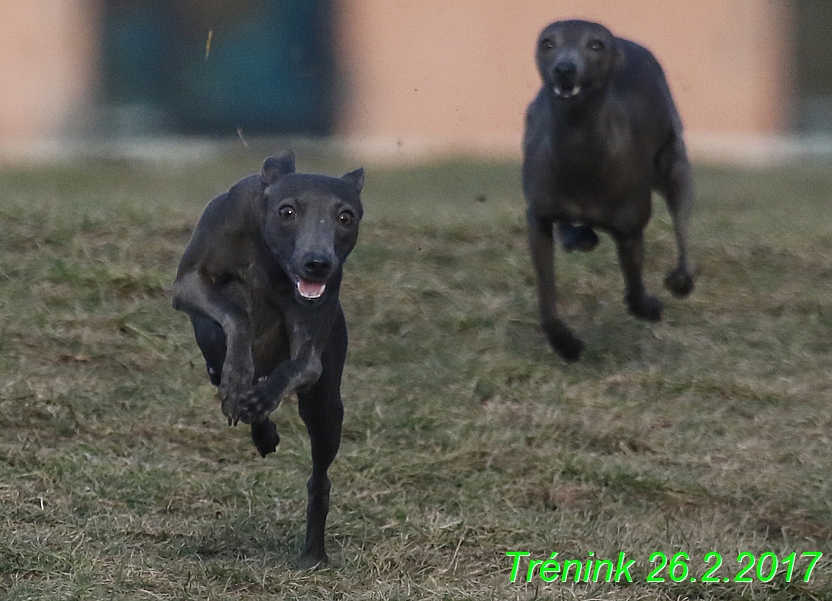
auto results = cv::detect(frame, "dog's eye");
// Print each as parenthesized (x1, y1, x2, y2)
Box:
(539, 38, 554, 51)
(278, 206, 296, 220)
(588, 39, 605, 52)
(338, 210, 356, 227)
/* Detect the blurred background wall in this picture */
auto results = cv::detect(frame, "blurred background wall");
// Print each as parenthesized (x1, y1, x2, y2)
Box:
(0, 0, 827, 162)
(334, 0, 794, 160)
(0, 0, 99, 148)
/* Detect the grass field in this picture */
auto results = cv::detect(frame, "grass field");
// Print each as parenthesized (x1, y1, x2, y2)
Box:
(1, 145, 832, 600)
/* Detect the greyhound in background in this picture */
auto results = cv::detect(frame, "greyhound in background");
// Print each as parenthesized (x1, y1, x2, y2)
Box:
(523, 19, 695, 361)
(172, 150, 364, 567)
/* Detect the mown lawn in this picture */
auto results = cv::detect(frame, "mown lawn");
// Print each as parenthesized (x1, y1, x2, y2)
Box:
(1, 145, 832, 600)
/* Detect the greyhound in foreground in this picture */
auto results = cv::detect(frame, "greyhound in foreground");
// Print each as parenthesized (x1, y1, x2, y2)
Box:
(523, 20, 695, 361)
(172, 151, 364, 567)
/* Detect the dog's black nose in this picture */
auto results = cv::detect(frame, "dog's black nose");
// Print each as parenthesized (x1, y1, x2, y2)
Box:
(303, 255, 333, 279)
(554, 61, 577, 79)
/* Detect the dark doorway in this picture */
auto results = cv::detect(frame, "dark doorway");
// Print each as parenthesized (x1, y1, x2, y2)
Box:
(101, 0, 336, 135)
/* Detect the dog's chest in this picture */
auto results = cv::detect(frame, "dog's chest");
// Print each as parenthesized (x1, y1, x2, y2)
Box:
(555, 112, 629, 167)
(552, 116, 646, 195)
(229, 268, 291, 377)
(551, 141, 615, 203)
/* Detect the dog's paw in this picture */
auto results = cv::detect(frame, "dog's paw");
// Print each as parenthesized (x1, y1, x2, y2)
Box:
(628, 294, 663, 322)
(218, 358, 256, 424)
(218, 364, 255, 424)
(251, 419, 280, 457)
(664, 267, 695, 298)
(219, 383, 248, 426)
(543, 319, 584, 362)
(234, 381, 277, 425)
(298, 547, 328, 570)
(220, 394, 238, 425)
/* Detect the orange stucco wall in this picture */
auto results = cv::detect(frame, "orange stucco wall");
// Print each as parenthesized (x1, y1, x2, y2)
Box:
(0, 0, 99, 147)
(334, 0, 794, 158)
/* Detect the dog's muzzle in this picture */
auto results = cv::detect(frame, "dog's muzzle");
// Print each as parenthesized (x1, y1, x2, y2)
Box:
(294, 255, 334, 300)
(552, 60, 581, 98)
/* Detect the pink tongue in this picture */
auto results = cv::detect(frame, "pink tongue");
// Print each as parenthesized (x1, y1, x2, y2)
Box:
(298, 279, 326, 299)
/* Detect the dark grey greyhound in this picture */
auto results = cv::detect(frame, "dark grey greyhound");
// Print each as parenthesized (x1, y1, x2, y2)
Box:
(523, 20, 695, 361)
(172, 151, 364, 567)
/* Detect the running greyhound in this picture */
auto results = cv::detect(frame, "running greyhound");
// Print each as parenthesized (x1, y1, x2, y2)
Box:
(523, 20, 695, 361)
(172, 150, 364, 567)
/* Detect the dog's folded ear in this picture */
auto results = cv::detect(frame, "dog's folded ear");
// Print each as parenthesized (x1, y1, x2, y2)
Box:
(341, 168, 365, 194)
(261, 150, 297, 186)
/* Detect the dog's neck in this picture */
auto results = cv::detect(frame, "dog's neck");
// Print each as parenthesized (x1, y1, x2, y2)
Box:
(546, 85, 608, 127)
(547, 88, 621, 162)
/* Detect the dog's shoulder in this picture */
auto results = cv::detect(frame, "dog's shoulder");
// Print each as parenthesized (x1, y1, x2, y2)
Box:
(614, 38, 667, 86)
(525, 88, 550, 124)
(177, 174, 265, 276)
(524, 90, 553, 150)
(612, 37, 680, 128)
(205, 174, 263, 225)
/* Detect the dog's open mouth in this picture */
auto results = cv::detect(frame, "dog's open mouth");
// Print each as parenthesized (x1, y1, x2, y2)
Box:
(296, 278, 326, 300)
(553, 84, 582, 99)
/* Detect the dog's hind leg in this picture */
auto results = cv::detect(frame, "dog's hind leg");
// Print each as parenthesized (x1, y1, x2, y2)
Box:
(657, 138, 695, 297)
(558, 222, 599, 252)
(250, 419, 280, 457)
(296, 306, 347, 568)
(190, 314, 280, 456)
(614, 231, 663, 321)
(528, 211, 584, 361)
(190, 314, 226, 386)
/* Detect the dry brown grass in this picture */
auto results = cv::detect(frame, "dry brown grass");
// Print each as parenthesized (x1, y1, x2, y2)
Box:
(1, 147, 831, 600)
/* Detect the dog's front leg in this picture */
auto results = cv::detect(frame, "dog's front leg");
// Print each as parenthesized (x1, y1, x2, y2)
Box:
(172, 271, 254, 422)
(528, 210, 584, 361)
(233, 340, 323, 426)
(614, 231, 663, 321)
(661, 145, 696, 298)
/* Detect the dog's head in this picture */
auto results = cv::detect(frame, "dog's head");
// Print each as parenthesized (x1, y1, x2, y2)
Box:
(260, 151, 364, 303)
(536, 20, 620, 101)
